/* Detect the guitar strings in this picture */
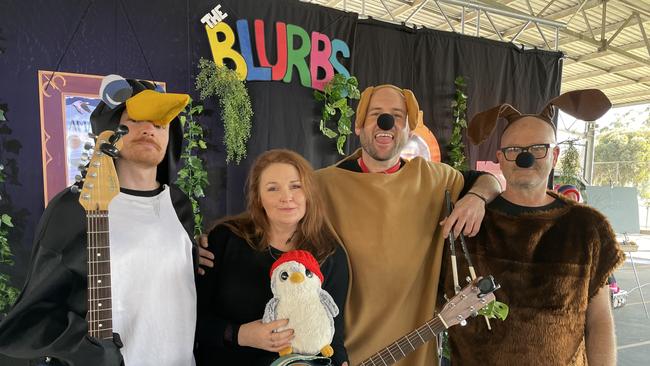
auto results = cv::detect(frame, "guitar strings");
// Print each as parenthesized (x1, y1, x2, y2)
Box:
(363, 317, 443, 365)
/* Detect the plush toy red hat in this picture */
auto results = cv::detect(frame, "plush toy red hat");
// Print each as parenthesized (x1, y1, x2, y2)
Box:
(270, 250, 324, 283)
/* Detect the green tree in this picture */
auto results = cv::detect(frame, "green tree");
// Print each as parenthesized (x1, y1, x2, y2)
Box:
(593, 129, 650, 199)
(556, 140, 582, 187)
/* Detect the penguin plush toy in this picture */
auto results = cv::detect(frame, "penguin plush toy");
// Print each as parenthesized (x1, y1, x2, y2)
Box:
(263, 250, 339, 359)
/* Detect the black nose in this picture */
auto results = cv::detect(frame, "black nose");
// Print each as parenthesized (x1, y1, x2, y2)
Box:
(377, 113, 395, 131)
(515, 152, 535, 168)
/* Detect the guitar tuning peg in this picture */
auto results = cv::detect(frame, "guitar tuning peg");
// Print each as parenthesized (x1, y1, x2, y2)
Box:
(70, 185, 79, 193)
(81, 152, 89, 160)
(466, 276, 472, 283)
(88, 133, 97, 139)
(460, 319, 467, 327)
(84, 142, 94, 151)
(108, 125, 130, 145)
(74, 174, 84, 183)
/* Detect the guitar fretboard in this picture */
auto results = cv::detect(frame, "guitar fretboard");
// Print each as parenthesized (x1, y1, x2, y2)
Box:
(359, 316, 446, 366)
(86, 210, 113, 340)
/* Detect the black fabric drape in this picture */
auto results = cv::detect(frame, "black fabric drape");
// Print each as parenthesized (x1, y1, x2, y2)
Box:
(0, 0, 561, 317)
(350, 19, 563, 166)
(194, 0, 358, 222)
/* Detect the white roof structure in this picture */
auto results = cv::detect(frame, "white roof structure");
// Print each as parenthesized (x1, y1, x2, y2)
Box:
(312, 0, 650, 107)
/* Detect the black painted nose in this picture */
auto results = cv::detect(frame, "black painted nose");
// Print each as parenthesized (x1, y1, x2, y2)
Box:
(515, 152, 535, 168)
(377, 113, 395, 131)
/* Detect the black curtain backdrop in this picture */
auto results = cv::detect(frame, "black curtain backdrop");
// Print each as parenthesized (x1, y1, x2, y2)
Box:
(0, 0, 561, 346)
(350, 19, 563, 165)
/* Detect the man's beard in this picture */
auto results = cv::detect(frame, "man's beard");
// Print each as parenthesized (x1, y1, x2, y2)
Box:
(359, 131, 408, 162)
(507, 166, 550, 190)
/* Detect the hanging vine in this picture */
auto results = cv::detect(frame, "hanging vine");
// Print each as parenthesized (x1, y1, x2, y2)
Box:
(195, 58, 253, 164)
(448, 76, 468, 170)
(175, 99, 209, 236)
(0, 105, 19, 315)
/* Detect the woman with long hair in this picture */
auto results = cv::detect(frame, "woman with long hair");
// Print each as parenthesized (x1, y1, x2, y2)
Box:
(195, 149, 349, 366)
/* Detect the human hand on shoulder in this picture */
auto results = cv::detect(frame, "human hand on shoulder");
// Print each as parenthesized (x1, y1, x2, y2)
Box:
(440, 191, 486, 238)
(238, 319, 294, 352)
(196, 233, 214, 275)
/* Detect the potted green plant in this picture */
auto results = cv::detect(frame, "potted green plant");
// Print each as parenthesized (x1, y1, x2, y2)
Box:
(314, 74, 361, 155)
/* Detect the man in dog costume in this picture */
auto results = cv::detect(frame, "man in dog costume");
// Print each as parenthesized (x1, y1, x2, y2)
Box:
(315, 84, 503, 366)
(443, 89, 624, 366)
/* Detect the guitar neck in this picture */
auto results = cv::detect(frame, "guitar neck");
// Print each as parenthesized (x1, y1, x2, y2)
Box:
(359, 316, 446, 366)
(86, 210, 113, 340)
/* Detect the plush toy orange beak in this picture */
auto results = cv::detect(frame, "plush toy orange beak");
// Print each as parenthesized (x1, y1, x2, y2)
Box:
(125, 89, 190, 126)
(290, 272, 305, 284)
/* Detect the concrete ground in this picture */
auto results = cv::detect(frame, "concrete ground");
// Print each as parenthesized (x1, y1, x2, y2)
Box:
(613, 234, 650, 365)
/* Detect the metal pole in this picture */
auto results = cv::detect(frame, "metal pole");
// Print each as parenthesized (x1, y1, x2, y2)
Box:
(636, 12, 650, 58)
(437, 0, 566, 28)
(379, 0, 395, 21)
(485, 10, 503, 41)
(584, 121, 596, 184)
(601, 0, 607, 46)
(628, 252, 650, 318)
(433, 0, 456, 32)
(536, 23, 551, 49)
(405, 0, 430, 23)
(511, 21, 531, 43)
(566, 0, 588, 25)
(606, 12, 635, 47)
(461, 6, 465, 34)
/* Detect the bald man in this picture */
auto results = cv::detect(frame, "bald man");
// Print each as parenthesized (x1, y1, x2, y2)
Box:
(444, 92, 623, 366)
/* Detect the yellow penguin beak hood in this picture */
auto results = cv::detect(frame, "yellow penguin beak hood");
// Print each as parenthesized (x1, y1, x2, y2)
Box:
(126, 89, 190, 127)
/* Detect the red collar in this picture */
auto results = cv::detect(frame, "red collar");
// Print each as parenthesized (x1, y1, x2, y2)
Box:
(357, 158, 402, 174)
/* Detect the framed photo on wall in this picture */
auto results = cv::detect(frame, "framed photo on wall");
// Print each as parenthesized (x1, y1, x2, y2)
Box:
(38, 71, 165, 205)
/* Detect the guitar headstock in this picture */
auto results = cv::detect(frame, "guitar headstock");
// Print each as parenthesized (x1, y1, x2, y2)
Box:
(77, 130, 123, 211)
(439, 275, 500, 328)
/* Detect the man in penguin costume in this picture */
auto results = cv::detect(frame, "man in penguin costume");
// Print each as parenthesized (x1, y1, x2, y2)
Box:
(0, 75, 199, 366)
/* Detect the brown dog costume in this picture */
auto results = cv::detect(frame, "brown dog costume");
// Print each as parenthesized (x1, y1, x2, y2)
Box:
(444, 89, 624, 366)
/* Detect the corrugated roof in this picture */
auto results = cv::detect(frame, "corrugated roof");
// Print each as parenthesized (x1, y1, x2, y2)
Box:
(312, 0, 650, 106)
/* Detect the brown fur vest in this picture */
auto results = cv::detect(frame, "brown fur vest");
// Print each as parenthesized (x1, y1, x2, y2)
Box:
(443, 193, 624, 366)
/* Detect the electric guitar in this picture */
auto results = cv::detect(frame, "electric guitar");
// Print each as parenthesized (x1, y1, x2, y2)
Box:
(358, 276, 499, 366)
(33, 129, 126, 366)
(77, 129, 125, 342)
